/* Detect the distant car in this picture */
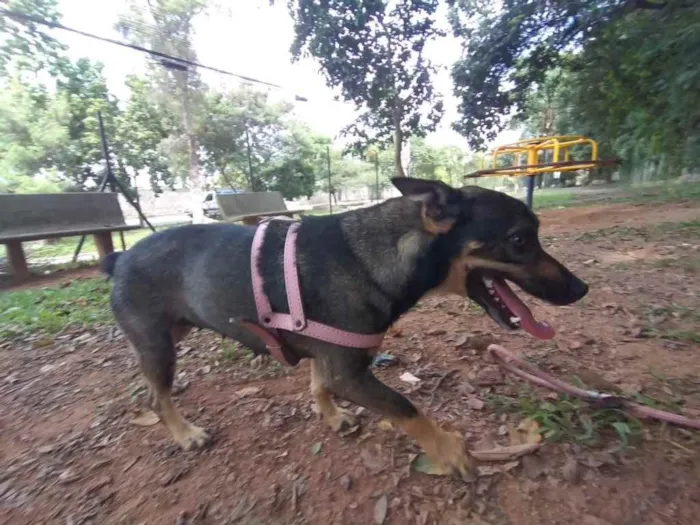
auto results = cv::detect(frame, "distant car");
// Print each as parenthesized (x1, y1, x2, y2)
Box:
(202, 189, 246, 220)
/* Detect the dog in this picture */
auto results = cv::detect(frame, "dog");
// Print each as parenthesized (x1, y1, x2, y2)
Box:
(102, 177, 588, 475)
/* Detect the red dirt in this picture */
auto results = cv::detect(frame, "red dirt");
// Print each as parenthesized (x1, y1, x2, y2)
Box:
(2, 200, 700, 525)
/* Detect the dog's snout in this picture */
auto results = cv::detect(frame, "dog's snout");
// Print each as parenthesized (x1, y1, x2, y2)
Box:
(569, 276, 589, 302)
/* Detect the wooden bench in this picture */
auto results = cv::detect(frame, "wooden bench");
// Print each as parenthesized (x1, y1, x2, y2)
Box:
(0, 193, 140, 282)
(215, 191, 300, 225)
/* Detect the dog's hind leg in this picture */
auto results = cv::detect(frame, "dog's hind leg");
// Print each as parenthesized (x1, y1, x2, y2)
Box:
(310, 359, 357, 432)
(121, 318, 210, 451)
(320, 354, 473, 476)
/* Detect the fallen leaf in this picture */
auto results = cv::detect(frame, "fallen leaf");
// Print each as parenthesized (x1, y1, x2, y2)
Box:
(475, 365, 503, 386)
(311, 442, 323, 455)
(360, 445, 386, 474)
(511, 418, 542, 445)
(410, 454, 452, 476)
(561, 455, 582, 483)
(453, 333, 469, 348)
(377, 420, 394, 431)
(39, 364, 56, 373)
(374, 494, 388, 524)
(130, 412, 160, 427)
(426, 329, 446, 336)
(234, 386, 262, 398)
(338, 425, 361, 438)
(469, 443, 541, 461)
(58, 469, 81, 484)
(521, 454, 546, 479)
(399, 372, 421, 384)
(37, 445, 55, 454)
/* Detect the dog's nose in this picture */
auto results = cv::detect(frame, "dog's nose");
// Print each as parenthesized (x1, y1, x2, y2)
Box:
(570, 277, 589, 301)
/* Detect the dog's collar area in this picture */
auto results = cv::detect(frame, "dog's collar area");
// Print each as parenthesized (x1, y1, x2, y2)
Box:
(244, 221, 386, 366)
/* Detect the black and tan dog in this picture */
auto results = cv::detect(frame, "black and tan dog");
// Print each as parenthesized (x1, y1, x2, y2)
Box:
(102, 178, 588, 475)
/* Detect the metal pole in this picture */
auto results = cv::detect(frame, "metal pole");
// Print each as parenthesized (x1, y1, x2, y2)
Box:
(327, 145, 332, 215)
(526, 175, 535, 209)
(245, 127, 254, 191)
(375, 154, 379, 202)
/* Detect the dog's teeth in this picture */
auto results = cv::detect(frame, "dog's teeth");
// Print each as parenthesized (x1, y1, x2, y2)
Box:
(510, 316, 520, 324)
(483, 278, 494, 288)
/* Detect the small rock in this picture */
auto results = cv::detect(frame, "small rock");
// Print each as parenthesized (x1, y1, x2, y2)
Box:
(467, 397, 485, 410)
(497, 425, 508, 436)
(37, 445, 55, 454)
(339, 475, 352, 491)
(40, 364, 56, 374)
(200, 365, 212, 375)
(426, 329, 446, 336)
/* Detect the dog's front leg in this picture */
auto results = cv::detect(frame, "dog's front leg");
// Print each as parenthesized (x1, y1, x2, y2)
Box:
(314, 356, 473, 476)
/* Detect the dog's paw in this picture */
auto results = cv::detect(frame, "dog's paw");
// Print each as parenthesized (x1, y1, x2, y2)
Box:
(175, 423, 212, 451)
(324, 408, 358, 433)
(428, 429, 474, 478)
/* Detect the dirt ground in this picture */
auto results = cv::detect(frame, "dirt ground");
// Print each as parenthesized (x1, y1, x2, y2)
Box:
(2, 200, 700, 525)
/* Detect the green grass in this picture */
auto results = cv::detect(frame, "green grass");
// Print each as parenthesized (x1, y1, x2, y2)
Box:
(24, 225, 186, 260)
(0, 278, 113, 338)
(488, 386, 643, 447)
(531, 180, 700, 211)
(532, 190, 576, 210)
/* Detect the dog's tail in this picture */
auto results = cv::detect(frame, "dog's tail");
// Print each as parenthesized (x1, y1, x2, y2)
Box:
(100, 252, 122, 279)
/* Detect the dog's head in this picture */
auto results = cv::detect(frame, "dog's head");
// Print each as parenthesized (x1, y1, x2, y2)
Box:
(392, 177, 588, 339)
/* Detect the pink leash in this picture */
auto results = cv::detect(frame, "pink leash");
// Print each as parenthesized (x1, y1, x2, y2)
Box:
(488, 344, 700, 430)
(241, 221, 385, 366)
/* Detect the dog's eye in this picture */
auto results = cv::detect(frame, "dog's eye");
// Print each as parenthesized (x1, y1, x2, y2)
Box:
(510, 234, 526, 248)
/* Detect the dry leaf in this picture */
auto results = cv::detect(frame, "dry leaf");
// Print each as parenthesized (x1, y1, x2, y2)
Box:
(377, 420, 394, 431)
(410, 453, 452, 476)
(130, 411, 160, 427)
(311, 442, 322, 455)
(399, 372, 421, 384)
(469, 442, 541, 461)
(234, 386, 262, 398)
(510, 417, 542, 445)
(374, 494, 388, 524)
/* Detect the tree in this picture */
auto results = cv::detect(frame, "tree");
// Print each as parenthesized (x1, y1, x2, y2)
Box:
(289, 0, 444, 177)
(0, 77, 66, 192)
(500, 2, 700, 181)
(115, 76, 178, 193)
(52, 58, 125, 189)
(116, 0, 208, 220)
(448, 0, 694, 151)
(0, 0, 66, 77)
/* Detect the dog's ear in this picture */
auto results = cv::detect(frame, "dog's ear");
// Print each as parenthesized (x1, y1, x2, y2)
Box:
(391, 177, 463, 234)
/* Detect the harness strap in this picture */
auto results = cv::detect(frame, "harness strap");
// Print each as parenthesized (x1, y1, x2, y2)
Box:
(247, 220, 385, 366)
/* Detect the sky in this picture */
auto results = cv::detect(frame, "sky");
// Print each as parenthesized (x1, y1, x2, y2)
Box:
(55, 0, 518, 150)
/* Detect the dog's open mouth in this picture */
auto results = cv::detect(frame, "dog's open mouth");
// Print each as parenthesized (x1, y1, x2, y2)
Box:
(467, 273, 555, 340)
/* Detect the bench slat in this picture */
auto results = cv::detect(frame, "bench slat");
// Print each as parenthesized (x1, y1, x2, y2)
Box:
(0, 224, 141, 244)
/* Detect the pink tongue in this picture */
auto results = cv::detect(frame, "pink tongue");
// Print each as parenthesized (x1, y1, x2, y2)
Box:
(492, 279, 555, 340)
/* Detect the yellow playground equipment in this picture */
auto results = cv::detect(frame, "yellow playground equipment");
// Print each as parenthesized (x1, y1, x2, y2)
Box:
(465, 135, 619, 207)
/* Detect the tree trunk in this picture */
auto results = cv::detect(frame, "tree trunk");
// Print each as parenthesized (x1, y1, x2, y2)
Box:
(393, 104, 406, 177)
(180, 76, 205, 224)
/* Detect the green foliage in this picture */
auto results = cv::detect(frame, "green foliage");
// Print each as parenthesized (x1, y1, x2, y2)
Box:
(0, 0, 66, 76)
(289, 0, 444, 175)
(450, 0, 700, 180)
(116, 76, 178, 193)
(488, 388, 643, 447)
(0, 278, 113, 338)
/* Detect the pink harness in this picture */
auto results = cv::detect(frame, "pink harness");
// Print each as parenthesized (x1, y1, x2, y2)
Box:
(239, 221, 386, 366)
